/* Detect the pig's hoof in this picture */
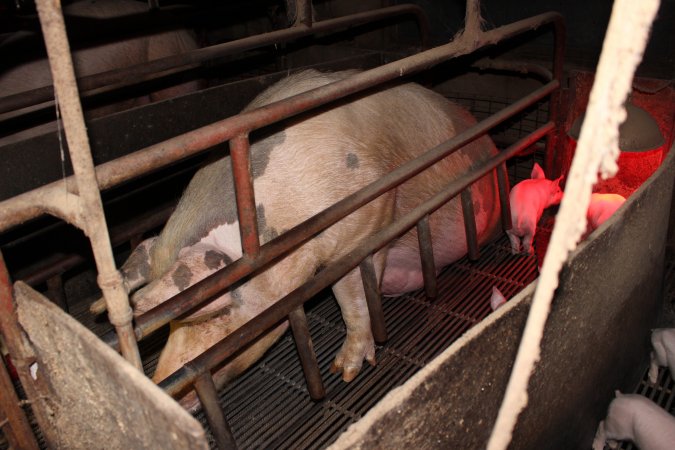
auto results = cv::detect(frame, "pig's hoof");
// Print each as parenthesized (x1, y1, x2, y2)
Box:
(330, 339, 377, 382)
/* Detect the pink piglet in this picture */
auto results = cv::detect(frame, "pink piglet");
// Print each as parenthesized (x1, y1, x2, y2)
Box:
(587, 193, 626, 232)
(506, 163, 563, 255)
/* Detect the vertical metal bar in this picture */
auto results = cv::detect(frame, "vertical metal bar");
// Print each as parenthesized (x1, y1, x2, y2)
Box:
(359, 255, 387, 344)
(497, 164, 512, 230)
(0, 350, 39, 450)
(416, 215, 438, 299)
(461, 188, 480, 261)
(229, 135, 260, 258)
(545, 17, 566, 178)
(0, 252, 45, 450)
(46, 275, 68, 312)
(194, 373, 238, 450)
(294, 0, 313, 27)
(288, 307, 325, 400)
(34, 0, 142, 370)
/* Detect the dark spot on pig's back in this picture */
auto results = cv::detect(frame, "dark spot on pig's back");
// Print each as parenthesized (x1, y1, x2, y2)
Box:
(172, 263, 193, 291)
(204, 250, 232, 270)
(346, 152, 359, 169)
(251, 131, 286, 179)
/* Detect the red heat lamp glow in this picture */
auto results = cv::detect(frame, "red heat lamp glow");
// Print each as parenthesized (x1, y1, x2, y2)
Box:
(567, 101, 666, 197)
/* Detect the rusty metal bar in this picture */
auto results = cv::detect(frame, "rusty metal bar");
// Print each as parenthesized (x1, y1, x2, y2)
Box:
(159, 122, 555, 397)
(0, 345, 39, 450)
(194, 373, 238, 450)
(497, 163, 512, 230)
(230, 134, 260, 258)
(46, 274, 67, 311)
(460, 187, 480, 261)
(288, 306, 325, 399)
(416, 214, 438, 299)
(544, 16, 566, 178)
(472, 59, 553, 82)
(34, 0, 142, 370)
(16, 203, 173, 287)
(291, 0, 313, 28)
(359, 255, 387, 344)
(0, 251, 53, 448)
(102, 79, 559, 349)
(0, 4, 430, 115)
(0, 12, 563, 234)
(103, 79, 559, 348)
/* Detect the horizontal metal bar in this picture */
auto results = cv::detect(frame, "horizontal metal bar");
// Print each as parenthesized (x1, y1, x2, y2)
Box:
(159, 121, 555, 396)
(0, 4, 430, 116)
(0, 12, 563, 233)
(102, 79, 558, 348)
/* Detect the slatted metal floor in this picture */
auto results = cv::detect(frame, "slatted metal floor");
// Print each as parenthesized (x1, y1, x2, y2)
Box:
(193, 234, 539, 449)
(4, 232, 675, 449)
(612, 256, 675, 450)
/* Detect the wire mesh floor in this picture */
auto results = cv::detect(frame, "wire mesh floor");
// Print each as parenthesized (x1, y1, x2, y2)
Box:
(610, 256, 675, 450)
(194, 234, 539, 449)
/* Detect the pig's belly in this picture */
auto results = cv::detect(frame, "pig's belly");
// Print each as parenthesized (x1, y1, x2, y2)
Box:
(381, 244, 466, 296)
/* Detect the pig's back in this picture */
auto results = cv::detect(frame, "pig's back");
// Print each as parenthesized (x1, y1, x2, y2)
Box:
(153, 69, 499, 278)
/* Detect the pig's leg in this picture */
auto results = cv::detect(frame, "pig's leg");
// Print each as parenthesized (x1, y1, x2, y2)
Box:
(506, 229, 521, 254)
(522, 232, 535, 255)
(330, 250, 387, 382)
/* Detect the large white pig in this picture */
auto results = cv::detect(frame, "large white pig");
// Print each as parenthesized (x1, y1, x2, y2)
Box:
(505, 162, 563, 255)
(110, 69, 501, 406)
(0, 0, 200, 145)
(593, 391, 675, 450)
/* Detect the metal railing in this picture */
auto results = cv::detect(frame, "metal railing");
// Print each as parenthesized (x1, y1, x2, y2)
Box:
(0, 0, 565, 448)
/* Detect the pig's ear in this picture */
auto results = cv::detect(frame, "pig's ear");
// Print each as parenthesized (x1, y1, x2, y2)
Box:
(531, 162, 545, 180)
(553, 176, 563, 187)
(490, 286, 507, 311)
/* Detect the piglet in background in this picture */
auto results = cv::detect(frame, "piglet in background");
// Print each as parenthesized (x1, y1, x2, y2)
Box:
(592, 391, 675, 450)
(649, 328, 675, 383)
(506, 163, 563, 255)
(587, 193, 626, 232)
(490, 286, 507, 311)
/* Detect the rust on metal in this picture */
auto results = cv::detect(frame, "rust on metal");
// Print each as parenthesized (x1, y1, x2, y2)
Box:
(33, 0, 142, 370)
(288, 306, 325, 399)
(0, 339, 39, 449)
(461, 187, 480, 261)
(103, 79, 560, 349)
(230, 134, 260, 258)
(416, 214, 438, 299)
(159, 122, 556, 397)
(0, 12, 563, 234)
(194, 373, 238, 450)
(360, 255, 388, 344)
(497, 164, 513, 230)
(0, 4, 430, 115)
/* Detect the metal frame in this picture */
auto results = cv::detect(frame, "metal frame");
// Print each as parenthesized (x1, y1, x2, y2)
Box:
(0, 0, 565, 448)
(0, 3, 430, 116)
